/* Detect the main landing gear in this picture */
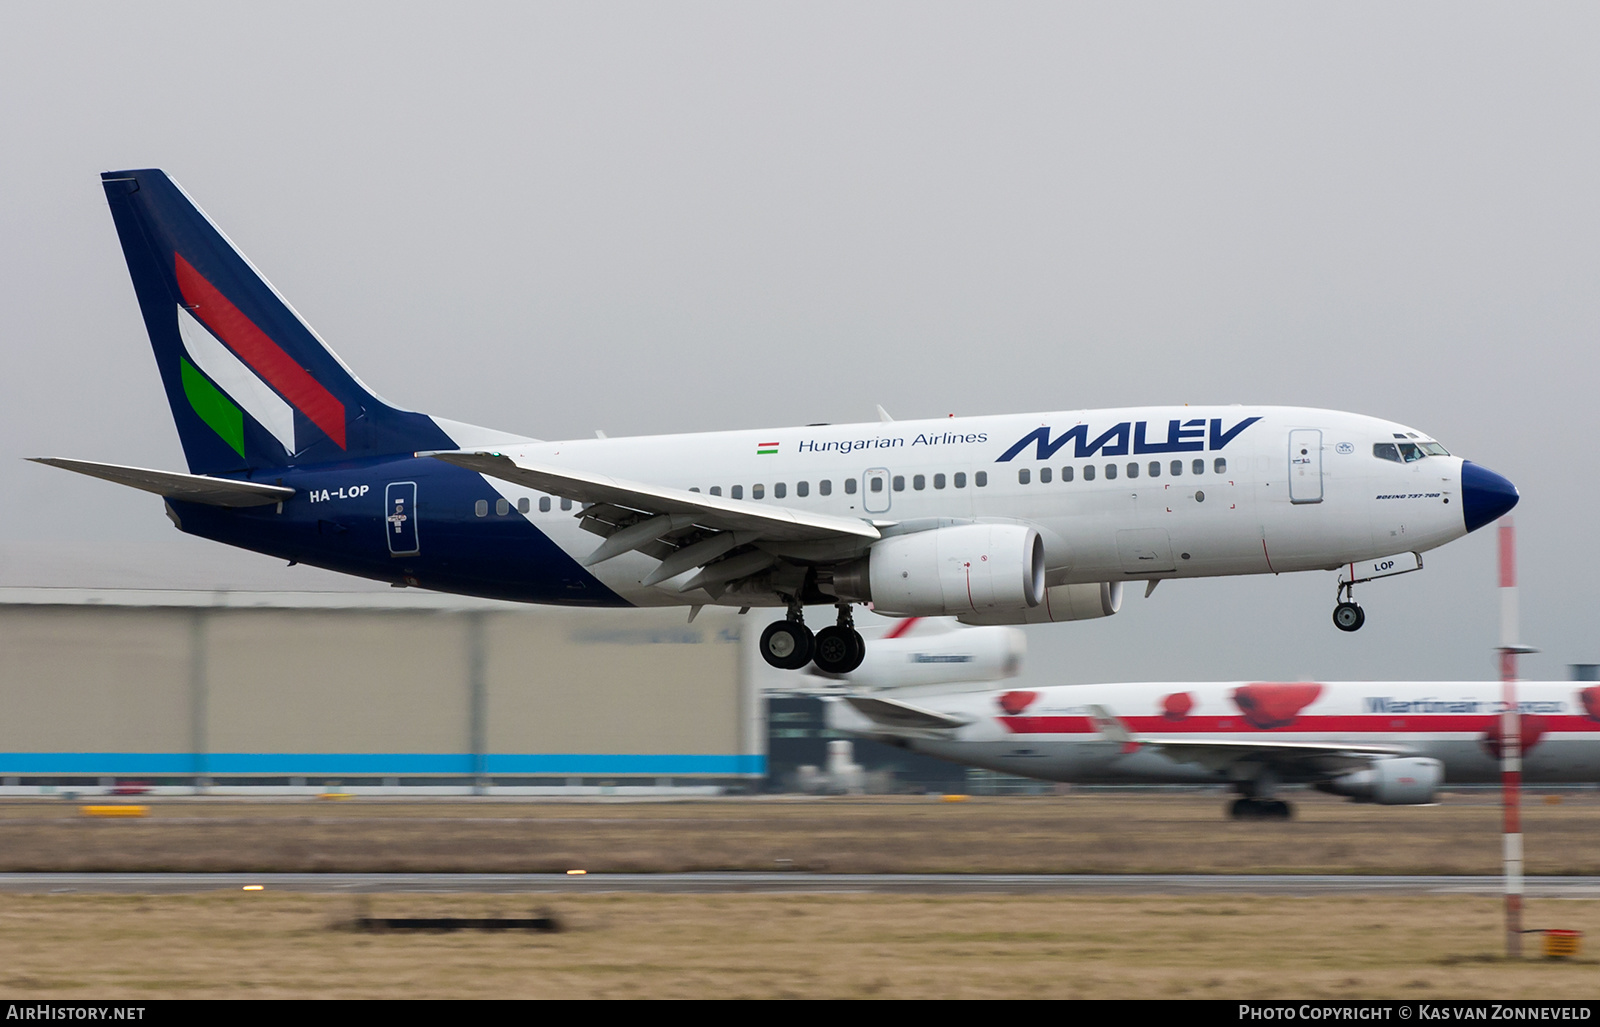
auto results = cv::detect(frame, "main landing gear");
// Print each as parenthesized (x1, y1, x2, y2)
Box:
(1229, 798, 1293, 821)
(759, 603, 865, 674)
(1332, 580, 1365, 633)
(1228, 768, 1293, 820)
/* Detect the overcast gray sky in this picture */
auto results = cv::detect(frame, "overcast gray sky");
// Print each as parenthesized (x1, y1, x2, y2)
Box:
(2, 3, 1596, 686)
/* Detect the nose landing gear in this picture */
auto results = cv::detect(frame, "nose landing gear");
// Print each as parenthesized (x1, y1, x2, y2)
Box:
(1332, 581, 1365, 632)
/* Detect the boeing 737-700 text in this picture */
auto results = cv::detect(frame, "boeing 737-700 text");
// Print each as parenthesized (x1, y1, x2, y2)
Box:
(33, 170, 1519, 673)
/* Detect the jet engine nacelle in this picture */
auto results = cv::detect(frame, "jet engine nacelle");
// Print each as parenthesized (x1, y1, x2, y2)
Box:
(1317, 757, 1443, 805)
(824, 623, 1026, 688)
(832, 524, 1045, 617)
(957, 581, 1122, 625)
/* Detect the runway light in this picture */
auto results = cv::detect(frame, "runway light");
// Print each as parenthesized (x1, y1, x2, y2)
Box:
(242, 885, 264, 891)
(566, 869, 587, 875)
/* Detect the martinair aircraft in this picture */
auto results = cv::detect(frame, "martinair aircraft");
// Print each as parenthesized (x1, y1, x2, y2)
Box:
(827, 680, 1600, 819)
(34, 169, 1519, 674)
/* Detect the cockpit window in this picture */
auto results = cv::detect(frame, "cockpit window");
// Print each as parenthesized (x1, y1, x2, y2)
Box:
(1375, 440, 1450, 463)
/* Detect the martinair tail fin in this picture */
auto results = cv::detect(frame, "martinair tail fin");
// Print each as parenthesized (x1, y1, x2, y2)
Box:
(101, 169, 465, 475)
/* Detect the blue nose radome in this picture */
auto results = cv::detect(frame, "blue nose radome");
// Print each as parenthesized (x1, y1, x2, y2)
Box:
(1461, 461, 1519, 533)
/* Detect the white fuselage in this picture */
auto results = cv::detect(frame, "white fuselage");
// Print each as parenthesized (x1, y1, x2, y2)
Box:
(827, 680, 1600, 786)
(473, 405, 1468, 608)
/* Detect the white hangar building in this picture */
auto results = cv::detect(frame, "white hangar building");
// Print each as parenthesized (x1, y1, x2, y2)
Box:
(0, 588, 764, 794)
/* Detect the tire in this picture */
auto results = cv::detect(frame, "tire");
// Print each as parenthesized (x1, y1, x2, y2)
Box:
(760, 620, 815, 670)
(1332, 602, 1364, 632)
(813, 626, 866, 674)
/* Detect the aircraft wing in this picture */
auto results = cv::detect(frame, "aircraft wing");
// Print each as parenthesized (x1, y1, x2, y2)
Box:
(1137, 738, 1413, 775)
(434, 451, 884, 594)
(29, 457, 294, 508)
(842, 694, 972, 733)
(1087, 706, 1412, 775)
(434, 452, 880, 544)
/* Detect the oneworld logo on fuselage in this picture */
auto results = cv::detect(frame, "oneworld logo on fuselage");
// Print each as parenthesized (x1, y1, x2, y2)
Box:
(995, 416, 1262, 463)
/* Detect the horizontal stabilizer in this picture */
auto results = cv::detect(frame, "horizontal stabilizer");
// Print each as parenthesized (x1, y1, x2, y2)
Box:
(843, 695, 970, 732)
(29, 457, 294, 508)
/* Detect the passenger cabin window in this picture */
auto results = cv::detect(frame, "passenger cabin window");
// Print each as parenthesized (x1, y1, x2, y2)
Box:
(496, 498, 509, 516)
(1191, 459, 1204, 475)
(1084, 465, 1096, 481)
(1105, 463, 1118, 480)
(822, 479, 834, 495)
(774, 483, 786, 499)
(954, 472, 967, 488)
(1126, 462, 1138, 479)
(1170, 460, 1183, 476)
(517, 498, 530, 514)
(731, 485, 743, 500)
(1061, 466, 1073, 482)
(892, 475, 905, 491)
(475, 500, 488, 517)
(710, 486, 722, 496)
(752, 484, 765, 499)
(1039, 467, 1052, 484)
(1018, 468, 1030, 485)
(1148, 462, 1160, 478)
(975, 471, 988, 487)
(913, 474, 925, 490)
(843, 479, 856, 495)
(933, 473, 946, 489)
(539, 496, 551, 512)
(561, 498, 573, 511)
(1214, 458, 1227, 474)
(796, 481, 809, 497)
(869, 478, 882, 493)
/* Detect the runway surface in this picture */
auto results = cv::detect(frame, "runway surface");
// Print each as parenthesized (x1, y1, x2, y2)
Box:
(3, 873, 1599, 895)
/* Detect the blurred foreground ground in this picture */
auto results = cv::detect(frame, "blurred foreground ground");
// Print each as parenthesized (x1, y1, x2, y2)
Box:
(1, 791, 1596, 874)
(0, 892, 1595, 999)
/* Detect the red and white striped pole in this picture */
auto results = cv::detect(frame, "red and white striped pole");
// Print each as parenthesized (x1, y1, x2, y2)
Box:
(1497, 517, 1535, 957)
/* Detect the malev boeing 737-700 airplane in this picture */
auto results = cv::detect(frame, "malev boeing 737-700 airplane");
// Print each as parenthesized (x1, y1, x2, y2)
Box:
(33, 170, 1519, 673)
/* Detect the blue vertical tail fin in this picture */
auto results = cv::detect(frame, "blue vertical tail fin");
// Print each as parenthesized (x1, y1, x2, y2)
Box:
(102, 169, 460, 475)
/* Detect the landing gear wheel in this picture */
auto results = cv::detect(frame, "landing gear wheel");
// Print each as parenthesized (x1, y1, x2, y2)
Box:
(812, 625, 866, 674)
(1229, 798, 1294, 821)
(1332, 602, 1365, 632)
(760, 620, 815, 670)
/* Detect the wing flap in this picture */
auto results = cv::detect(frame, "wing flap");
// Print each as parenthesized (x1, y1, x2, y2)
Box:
(29, 457, 294, 508)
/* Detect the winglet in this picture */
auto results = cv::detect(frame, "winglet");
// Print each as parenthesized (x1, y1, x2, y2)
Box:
(1087, 704, 1141, 755)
